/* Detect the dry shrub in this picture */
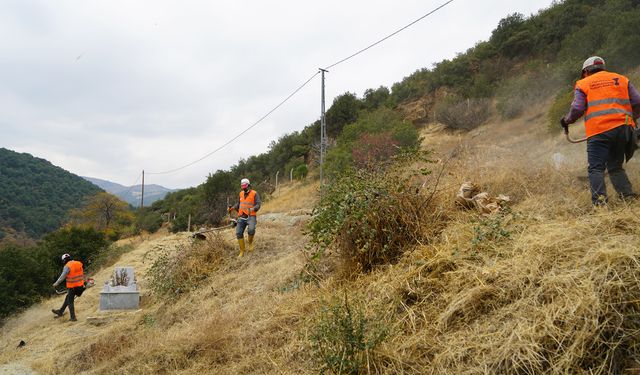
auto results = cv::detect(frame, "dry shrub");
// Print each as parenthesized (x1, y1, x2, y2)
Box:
(147, 232, 232, 297)
(307, 148, 447, 274)
(434, 97, 491, 131)
(64, 331, 136, 372)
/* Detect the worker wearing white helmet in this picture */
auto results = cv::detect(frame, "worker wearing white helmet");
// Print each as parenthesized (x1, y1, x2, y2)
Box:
(561, 56, 640, 205)
(228, 178, 261, 257)
(51, 253, 85, 322)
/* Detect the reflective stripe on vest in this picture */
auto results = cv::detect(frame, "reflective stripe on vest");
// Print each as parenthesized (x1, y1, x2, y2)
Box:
(66, 260, 85, 288)
(238, 190, 257, 217)
(575, 71, 635, 137)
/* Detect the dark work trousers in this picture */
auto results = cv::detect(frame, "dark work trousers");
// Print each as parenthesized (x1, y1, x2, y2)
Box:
(587, 125, 635, 204)
(59, 287, 83, 319)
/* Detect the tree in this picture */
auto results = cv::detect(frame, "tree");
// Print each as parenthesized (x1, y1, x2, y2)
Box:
(70, 192, 134, 238)
(41, 227, 108, 272)
(326, 93, 362, 138)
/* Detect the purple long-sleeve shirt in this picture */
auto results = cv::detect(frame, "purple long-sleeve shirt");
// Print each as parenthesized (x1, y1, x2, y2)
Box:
(564, 80, 640, 124)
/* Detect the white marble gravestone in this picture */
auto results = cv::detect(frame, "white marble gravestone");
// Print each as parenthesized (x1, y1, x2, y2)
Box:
(99, 267, 140, 310)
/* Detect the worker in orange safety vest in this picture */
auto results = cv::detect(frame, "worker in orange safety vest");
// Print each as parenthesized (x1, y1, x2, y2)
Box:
(561, 56, 640, 205)
(52, 253, 85, 322)
(228, 178, 261, 257)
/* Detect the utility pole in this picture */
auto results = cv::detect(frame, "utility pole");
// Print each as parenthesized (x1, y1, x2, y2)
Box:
(140, 170, 145, 209)
(319, 68, 328, 191)
(275, 170, 280, 192)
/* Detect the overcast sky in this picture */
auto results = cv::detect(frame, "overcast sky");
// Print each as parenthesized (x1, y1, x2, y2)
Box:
(1, 0, 554, 189)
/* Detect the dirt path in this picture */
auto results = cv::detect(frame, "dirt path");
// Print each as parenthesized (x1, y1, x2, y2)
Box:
(0, 363, 37, 375)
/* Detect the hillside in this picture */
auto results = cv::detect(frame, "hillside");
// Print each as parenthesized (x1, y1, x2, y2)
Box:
(145, 0, 640, 234)
(83, 176, 174, 207)
(4, 1, 640, 373)
(2, 105, 640, 373)
(0, 148, 103, 239)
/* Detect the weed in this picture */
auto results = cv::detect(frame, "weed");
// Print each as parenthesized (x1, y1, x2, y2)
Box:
(310, 293, 388, 374)
(471, 211, 515, 252)
(141, 313, 156, 328)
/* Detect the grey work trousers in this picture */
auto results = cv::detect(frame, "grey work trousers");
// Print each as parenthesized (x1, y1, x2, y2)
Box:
(236, 216, 256, 239)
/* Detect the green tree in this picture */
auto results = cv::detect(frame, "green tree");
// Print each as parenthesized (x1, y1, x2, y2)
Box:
(325, 93, 362, 138)
(0, 245, 53, 319)
(41, 227, 109, 272)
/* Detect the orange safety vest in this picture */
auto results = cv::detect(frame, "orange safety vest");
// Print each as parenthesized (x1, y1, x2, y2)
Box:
(65, 260, 85, 288)
(238, 189, 257, 217)
(575, 71, 635, 138)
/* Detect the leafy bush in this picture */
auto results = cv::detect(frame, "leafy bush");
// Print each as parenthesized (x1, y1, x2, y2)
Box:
(325, 107, 420, 177)
(0, 245, 54, 319)
(310, 293, 388, 374)
(435, 97, 491, 130)
(147, 233, 231, 297)
(308, 148, 444, 273)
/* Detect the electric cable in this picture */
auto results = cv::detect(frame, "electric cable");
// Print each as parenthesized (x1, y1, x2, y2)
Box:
(147, 71, 320, 175)
(121, 172, 142, 197)
(323, 0, 455, 70)
(145, 0, 454, 176)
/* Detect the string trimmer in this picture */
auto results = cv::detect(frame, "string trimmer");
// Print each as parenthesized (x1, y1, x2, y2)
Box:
(563, 123, 586, 143)
(54, 278, 95, 295)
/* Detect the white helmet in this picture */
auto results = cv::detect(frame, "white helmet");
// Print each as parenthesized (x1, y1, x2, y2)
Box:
(61, 253, 71, 261)
(582, 56, 605, 73)
(240, 178, 250, 186)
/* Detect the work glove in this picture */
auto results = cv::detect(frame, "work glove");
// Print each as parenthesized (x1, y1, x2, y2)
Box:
(227, 205, 233, 213)
(560, 118, 569, 133)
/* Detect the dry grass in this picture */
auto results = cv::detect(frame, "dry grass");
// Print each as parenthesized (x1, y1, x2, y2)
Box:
(3, 104, 640, 374)
(260, 180, 319, 214)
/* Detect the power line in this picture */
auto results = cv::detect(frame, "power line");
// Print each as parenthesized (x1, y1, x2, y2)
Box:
(120, 171, 143, 197)
(323, 0, 455, 70)
(145, 0, 454, 177)
(147, 71, 320, 175)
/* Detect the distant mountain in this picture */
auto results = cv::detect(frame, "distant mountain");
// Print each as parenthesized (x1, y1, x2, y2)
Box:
(83, 176, 174, 207)
(0, 148, 103, 239)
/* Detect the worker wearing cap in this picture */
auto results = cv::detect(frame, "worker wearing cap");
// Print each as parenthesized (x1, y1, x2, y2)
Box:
(561, 56, 640, 205)
(51, 254, 85, 322)
(228, 178, 261, 257)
